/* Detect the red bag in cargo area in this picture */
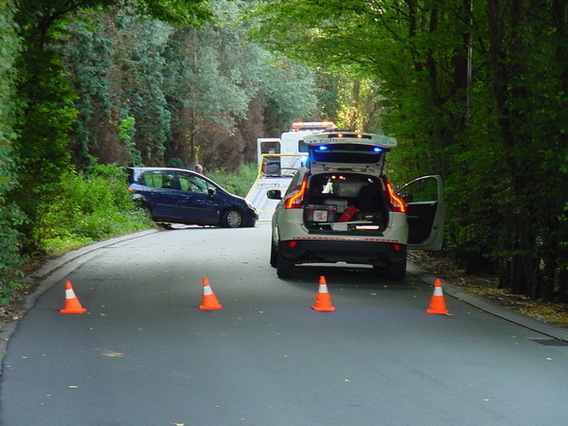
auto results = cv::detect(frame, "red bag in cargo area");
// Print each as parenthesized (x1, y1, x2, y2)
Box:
(337, 205, 358, 222)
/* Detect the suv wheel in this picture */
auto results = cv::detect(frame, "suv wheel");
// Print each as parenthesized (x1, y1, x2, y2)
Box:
(221, 208, 243, 228)
(386, 257, 407, 281)
(276, 251, 294, 278)
(270, 240, 277, 268)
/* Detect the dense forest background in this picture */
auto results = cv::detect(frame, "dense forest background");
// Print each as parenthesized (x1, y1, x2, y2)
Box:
(0, 0, 566, 304)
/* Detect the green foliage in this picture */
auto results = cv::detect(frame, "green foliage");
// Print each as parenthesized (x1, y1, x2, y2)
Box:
(11, 0, 215, 243)
(118, 117, 136, 143)
(11, 1, 79, 253)
(12, 46, 77, 225)
(258, 54, 319, 126)
(0, 203, 27, 304)
(163, 0, 319, 168)
(35, 165, 151, 255)
(56, 12, 117, 168)
(119, 116, 142, 165)
(51, 1, 320, 172)
(251, 0, 568, 301)
(0, 0, 210, 306)
(135, 0, 212, 24)
(5, 0, 565, 305)
(207, 162, 258, 198)
(0, 0, 27, 304)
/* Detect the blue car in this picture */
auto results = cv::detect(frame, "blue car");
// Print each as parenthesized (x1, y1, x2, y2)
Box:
(127, 167, 258, 228)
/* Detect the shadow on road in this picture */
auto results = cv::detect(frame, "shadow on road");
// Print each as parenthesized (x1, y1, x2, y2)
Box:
(280, 264, 417, 291)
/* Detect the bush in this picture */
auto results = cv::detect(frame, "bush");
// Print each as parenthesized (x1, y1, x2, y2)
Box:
(35, 165, 151, 255)
(0, 203, 27, 304)
(32, 162, 258, 257)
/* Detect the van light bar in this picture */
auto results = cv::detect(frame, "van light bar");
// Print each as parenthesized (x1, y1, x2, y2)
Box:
(291, 121, 337, 131)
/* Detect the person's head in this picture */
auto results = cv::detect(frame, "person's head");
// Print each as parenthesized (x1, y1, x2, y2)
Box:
(195, 164, 203, 173)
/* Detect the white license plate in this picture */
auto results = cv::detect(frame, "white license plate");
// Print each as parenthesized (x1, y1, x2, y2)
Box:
(313, 210, 328, 222)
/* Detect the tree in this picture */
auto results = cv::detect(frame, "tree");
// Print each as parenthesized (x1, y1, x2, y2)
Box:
(137, 0, 320, 169)
(161, 0, 320, 169)
(250, 0, 473, 173)
(0, 0, 27, 301)
(58, 11, 128, 167)
(251, 0, 568, 301)
(53, 0, 320, 172)
(9, 0, 211, 251)
(486, 0, 568, 298)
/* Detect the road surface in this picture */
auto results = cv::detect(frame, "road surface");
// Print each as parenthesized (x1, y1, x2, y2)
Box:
(1, 223, 567, 425)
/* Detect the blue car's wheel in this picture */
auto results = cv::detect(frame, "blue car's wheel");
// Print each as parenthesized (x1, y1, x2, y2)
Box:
(221, 208, 243, 228)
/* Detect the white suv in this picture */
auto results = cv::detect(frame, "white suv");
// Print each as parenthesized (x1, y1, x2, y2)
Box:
(266, 132, 445, 280)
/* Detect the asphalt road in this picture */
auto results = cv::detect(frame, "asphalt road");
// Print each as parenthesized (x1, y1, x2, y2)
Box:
(1, 223, 567, 425)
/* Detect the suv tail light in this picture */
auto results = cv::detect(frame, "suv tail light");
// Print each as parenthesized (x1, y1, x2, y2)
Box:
(285, 176, 308, 209)
(386, 181, 406, 213)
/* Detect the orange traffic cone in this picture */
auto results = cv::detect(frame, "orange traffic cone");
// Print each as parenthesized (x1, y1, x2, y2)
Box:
(311, 276, 336, 311)
(426, 278, 450, 315)
(198, 277, 223, 310)
(60, 280, 87, 314)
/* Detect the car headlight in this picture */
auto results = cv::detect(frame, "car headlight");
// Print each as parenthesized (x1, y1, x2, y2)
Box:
(246, 200, 257, 212)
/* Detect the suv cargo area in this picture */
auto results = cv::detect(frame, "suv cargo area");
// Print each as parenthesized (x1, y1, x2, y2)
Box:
(303, 173, 389, 234)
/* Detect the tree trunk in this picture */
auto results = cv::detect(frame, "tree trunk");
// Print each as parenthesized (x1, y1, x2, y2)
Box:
(487, 0, 541, 296)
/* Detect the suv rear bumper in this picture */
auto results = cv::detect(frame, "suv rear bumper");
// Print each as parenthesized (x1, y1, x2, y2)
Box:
(279, 239, 406, 266)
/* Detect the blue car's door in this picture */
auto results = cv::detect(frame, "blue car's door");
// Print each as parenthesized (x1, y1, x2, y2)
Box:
(176, 171, 223, 224)
(139, 170, 184, 220)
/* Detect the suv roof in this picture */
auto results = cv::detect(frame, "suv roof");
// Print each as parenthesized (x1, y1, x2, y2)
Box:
(304, 132, 396, 174)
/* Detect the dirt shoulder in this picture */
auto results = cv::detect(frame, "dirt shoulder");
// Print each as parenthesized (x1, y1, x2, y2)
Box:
(409, 252, 568, 331)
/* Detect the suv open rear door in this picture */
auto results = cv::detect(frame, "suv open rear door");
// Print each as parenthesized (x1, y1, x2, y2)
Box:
(397, 175, 445, 250)
(304, 132, 396, 175)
